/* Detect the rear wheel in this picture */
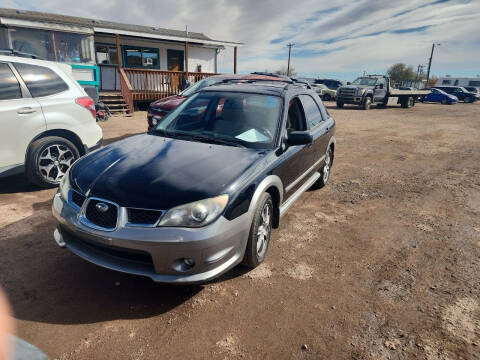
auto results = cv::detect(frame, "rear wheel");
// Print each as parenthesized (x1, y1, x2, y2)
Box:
(26, 136, 80, 187)
(464, 96, 472, 103)
(441, 98, 447, 105)
(336, 101, 344, 108)
(311, 147, 333, 189)
(243, 193, 273, 268)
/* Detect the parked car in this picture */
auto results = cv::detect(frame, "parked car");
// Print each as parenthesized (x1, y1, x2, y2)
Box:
(464, 86, 480, 95)
(422, 88, 458, 104)
(312, 83, 337, 101)
(314, 78, 346, 90)
(147, 74, 284, 130)
(53, 80, 336, 283)
(434, 86, 479, 103)
(0, 55, 103, 187)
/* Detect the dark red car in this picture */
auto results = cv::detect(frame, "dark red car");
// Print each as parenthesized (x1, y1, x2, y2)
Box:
(147, 74, 284, 130)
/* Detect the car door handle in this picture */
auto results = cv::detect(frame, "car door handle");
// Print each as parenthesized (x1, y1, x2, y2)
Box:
(17, 107, 36, 115)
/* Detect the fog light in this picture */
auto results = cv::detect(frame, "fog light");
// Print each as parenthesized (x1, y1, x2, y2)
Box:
(173, 258, 195, 272)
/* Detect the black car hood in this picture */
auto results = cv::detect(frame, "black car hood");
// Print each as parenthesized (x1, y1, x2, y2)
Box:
(71, 134, 265, 209)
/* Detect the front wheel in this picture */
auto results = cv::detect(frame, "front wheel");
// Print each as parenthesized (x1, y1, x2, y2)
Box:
(26, 136, 80, 187)
(243, 193, 273, 268)
(362, 97, 371, 110)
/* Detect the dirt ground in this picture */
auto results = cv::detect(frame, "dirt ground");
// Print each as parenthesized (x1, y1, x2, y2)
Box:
(1, 101, 479, 360)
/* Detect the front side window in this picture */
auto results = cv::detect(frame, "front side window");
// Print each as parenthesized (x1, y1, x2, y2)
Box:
(0, 63, 22, 100)
(14, 63, 68, 97)
(155, 91, 282, 149)
(286, 97, 307, 133)
(299, 95, 323, 128)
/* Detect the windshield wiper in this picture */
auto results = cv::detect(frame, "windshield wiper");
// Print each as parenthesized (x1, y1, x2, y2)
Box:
(190, 135, 246, 148)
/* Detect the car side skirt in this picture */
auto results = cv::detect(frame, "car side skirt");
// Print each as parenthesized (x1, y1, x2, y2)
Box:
(280, 171, 320, 217)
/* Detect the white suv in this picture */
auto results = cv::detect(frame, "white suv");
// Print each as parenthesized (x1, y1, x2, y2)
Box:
(0, 55, 103, 187)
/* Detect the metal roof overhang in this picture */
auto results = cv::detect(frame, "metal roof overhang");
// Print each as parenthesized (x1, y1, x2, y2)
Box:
(93, 27, 243, 48)
(0, 17, 93, 34)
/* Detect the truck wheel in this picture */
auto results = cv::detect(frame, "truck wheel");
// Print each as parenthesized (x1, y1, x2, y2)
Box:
(336, 101, 344, 108)
(362, 97, 371, 110)
(243, 192, 273, 268)
(26, 136, 80, 188)
(408, 97, 415, 107)
(323, 93, 331, 101)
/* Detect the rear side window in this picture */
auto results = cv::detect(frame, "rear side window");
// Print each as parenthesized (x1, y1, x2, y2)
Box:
(299, 94, 323, 128)
(0, 63, 22, 100)
(14, 63, 68, 97)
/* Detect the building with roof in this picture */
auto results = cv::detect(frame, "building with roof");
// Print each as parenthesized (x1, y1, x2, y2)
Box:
(0, 8, 242, 113)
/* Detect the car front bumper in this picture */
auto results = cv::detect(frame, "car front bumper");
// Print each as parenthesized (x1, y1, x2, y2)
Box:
(52, 192, 250, 283)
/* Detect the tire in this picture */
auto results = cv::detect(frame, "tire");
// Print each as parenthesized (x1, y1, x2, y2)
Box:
(441, 98, 447, 105)
(243, 193, 273, 268)
(323, 93, 331, 101)
(464, 96, 472, 103)
(362, 96, 371, 110)
(26, 136, 80, 188)
(336, 101, 344, 108)
(311, 147, 333, 189)
(400, 96, 414, 108)
(408, 96, 415, 108)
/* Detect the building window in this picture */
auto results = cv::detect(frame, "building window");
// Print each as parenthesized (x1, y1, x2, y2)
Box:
(10, 27, 55, 60)
(442, 79, 451, 85)
(9, 27, 94, 64)
(122, 46, 159, 69)
(95, 44, 118, 65)
(54, 31, 94, 64)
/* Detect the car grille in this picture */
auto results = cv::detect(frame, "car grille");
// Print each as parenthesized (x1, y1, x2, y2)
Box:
(71, 190, 86, 208)
(127, 208, 164, 226)
(84, 199, 118, 229)
(338, 88, 356, 100)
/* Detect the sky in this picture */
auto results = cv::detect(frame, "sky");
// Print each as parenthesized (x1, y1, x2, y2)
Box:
(1, 0, 479, 80)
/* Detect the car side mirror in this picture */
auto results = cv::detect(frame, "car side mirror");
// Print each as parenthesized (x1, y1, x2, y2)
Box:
(287, 131, 313, 146)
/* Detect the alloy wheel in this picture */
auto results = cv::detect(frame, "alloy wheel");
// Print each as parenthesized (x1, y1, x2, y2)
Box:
(256, 202, 272, 258)
(323, 151, 331, 183)
(38, 144, 75, 183)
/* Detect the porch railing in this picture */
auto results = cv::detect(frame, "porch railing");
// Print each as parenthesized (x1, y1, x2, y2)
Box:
(119, 68, 134, 114)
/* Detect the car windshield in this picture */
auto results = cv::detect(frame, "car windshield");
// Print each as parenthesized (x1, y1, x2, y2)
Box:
(154, 91, 282, 149)
(351, 77, 378, 86)
(180, 77, 223, 97)
(433, 88, 447, 95)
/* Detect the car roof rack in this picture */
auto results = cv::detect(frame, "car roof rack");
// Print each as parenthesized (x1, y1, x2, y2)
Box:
(0, 48, 43, 59)
(218, 77, 312, 90)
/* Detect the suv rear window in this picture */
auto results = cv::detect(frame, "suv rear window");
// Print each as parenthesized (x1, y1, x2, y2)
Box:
(14, 63, 68, 97)
(0, 63, 22, 100)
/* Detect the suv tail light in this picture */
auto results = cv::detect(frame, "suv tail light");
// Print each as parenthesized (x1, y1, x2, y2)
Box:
(76, 97, 96, 119)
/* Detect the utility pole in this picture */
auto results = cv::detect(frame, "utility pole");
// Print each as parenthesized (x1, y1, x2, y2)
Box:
(286, 43, 294, 77)
(415, 64, 424, 81)
(426, 43, 440, 85)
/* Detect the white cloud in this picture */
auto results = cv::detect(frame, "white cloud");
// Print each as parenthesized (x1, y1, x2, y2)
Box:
(1, 0, 479, 78)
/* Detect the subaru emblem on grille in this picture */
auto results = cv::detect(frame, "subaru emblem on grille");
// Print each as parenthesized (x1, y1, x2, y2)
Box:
(95, 202, 109, 213)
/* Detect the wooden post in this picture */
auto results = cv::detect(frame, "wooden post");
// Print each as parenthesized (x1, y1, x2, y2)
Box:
(185, 41, 189, 77)
(116, 34, 122, 68)
(51, 31, 58, 61)
(233, 46, 237, 74)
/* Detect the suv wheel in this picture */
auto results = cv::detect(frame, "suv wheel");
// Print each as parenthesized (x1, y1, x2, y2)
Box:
(312, 147, 333, 189)
(362, 96, 371, 110)
(243, 192, 273, 268)
(26, 136, 80, 187)
(464, 96, 472, 103)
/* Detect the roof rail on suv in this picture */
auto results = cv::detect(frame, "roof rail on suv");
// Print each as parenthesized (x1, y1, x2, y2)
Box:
(0, 48, 44, 59)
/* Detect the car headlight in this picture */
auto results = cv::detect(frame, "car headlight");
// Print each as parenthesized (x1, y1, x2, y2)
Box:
(59, 168, 71, 201)
(356, 88, 365, 95)
(158, 194, 229, 227)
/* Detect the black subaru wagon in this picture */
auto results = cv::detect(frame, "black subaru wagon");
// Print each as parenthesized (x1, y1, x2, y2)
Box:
(53, 79, 336, 283)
